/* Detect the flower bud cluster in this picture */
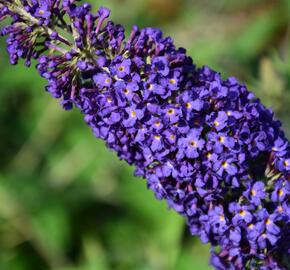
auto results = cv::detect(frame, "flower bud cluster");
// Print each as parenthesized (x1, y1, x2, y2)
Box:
(1, 1, 289, 269)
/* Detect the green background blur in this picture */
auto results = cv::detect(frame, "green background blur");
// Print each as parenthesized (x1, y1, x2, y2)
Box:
(0, 0, 290, 269)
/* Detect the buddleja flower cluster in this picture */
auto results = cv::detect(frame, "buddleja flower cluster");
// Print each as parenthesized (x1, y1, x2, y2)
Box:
(1, 1, 289, 269)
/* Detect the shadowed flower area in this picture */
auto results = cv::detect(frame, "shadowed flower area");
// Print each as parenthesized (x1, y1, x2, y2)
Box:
(0, 1, 290, 270)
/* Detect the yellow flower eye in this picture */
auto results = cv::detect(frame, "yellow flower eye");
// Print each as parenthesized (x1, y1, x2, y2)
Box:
(169, 79, 176, 85)
(185, 102, 191, 109)
(123, 88, 129, 94)
(147, 84, 153, 90)
(248, 224, 254, 230)
(214, 121, 219, 127)
(278, 189, 284, 197)
(250, 189, 256, 196)
(277, 206, 283, 213)
(154, 121, 161, 127)
(189, 140, 197, 147)
(118, 66, 125, 71)
(239, 210, 246, 217)
(222, 161, 228, 168)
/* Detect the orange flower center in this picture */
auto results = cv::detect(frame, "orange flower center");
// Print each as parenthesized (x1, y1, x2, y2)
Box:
(239, 210, 246, 217)
(185, 102, 191, 109)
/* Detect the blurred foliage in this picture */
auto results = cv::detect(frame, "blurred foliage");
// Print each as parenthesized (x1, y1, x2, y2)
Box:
(0, 0, 290, 269)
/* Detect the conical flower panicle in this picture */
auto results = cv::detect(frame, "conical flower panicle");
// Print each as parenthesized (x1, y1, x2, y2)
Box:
(0, 1, 289, 269)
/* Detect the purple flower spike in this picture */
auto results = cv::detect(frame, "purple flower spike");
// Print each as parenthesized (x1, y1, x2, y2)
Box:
(1, 1, 290, 269)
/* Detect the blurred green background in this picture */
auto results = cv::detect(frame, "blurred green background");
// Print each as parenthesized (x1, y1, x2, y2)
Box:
(0, 0, 290, 269)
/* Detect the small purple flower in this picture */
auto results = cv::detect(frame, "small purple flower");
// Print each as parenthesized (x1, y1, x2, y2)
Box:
(149, 117, 164, 131)
(207, 132, 235, 153)
(272, 136, 288, 157)
(35, 1, 51, 19)
(166, 71, 180, 91)
(134, 126, 147, 143)
(271, 180, 289, 202)
(257, 210, 280, 236)
(177, 129, 205, 159)
(162, 106, 180, 124)
(282, 158, 290, 170)
(212, 111, 228, 131)
(142, 75, 164, 98)
(229, 227, 242, 245)
(230, 203, 253, 225)
(93, 73, 113, 87)
(106, 111, 121, 125)
(207, 206, 228, 234)
(244, 181, 266, 206)
(151, 56, 169, 76)
(257, 231, 278, 249)
(214, 156, 238, 176)
(123, 106, 144, 127)
(150, 134, 164, 152)
(274, 202, 290, 217)
(115, 59, 131, 78)
(115, 80, 138, 101)
(163, 129, 177, 145)
(210, 81, 228, 98)
(181, 91, 204, 114)
(147, 174, 167, 199)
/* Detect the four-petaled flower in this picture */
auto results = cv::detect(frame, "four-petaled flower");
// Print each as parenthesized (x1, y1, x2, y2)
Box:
(177, 129, 205, 159)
